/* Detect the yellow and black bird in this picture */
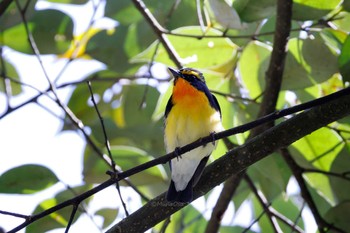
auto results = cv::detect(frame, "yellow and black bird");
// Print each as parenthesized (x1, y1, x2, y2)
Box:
(165, 67, 223, 203)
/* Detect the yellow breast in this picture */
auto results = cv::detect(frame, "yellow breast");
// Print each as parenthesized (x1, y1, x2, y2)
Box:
(164, 78, 222, 152)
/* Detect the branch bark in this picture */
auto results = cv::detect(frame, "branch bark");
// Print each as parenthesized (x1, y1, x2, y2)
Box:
(106, 89, 350, 233)
(205, 0, 293, 231)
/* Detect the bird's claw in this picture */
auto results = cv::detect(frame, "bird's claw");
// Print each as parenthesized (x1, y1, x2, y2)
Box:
(210, 132, 216, 146)
(174, 147, 182, 161)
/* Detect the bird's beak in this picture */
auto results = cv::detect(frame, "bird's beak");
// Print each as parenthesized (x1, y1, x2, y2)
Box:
(168, 67, 181, 80)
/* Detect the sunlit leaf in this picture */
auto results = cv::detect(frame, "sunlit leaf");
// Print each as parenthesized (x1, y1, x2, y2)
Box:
(333, 11, 350, 32)
(131, 26, 239, 71)
(0, 60, 22, 95)
(206, 0, 245, 29)
(292, 127, 344, 204)
(0, 164, 58, 194)
(292, 0, 342, 20)
(292, 128, 343, 171)
(26, 185, 92, 233)
(283, 36, 338, 90)
(238, 40, 271, 99)
(320, 28, 348, 53)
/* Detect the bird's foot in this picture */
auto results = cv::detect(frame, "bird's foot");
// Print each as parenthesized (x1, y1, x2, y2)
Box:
(210, 132, 216, 146)
(174, 147, 182, 161)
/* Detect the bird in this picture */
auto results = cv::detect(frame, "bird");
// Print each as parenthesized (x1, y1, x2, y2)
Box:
(164, 67, 223, 203)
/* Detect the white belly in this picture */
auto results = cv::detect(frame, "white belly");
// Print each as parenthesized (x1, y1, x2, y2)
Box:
(165, 108, 222, 191)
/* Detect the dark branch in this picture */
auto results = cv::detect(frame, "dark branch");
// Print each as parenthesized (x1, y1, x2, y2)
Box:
(244, 174, 281, 233)
(281, 149, 346, 233)
(131, 0, 182, 68)
(106, 88, 350, 233)
(6, 87, 350, 232)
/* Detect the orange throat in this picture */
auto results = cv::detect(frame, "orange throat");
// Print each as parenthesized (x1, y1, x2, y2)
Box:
(172, 78, 206, 106)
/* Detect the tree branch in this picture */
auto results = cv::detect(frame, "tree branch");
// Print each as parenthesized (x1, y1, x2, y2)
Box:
(205, 1, 293, 231)
(204, 173, 242, 233)
(131, 0, 182, 68)
(245, 174, 282, 233)
(256, 0, 293, 124)
(281, 148, 346, 233)
(106, 88, 350, 233)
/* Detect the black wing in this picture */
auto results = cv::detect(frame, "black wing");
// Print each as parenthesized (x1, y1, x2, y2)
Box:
(164, 95, 173, 118)
(211, 94, 221, 118)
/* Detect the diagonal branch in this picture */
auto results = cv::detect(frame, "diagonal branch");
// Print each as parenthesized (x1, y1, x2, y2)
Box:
(244, 174, 282, 233)
(6, 87, 350, 232)
(206, 1, 293, 231)
(131, 0, 182, 68)
(106, 87, 350, 233)
(281, 148, 346, 233)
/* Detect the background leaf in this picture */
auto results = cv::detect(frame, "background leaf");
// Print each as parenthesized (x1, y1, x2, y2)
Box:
(0, 164, 58, 194)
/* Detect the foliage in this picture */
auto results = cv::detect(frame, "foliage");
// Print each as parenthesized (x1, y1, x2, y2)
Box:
(0, 0, 350, 232)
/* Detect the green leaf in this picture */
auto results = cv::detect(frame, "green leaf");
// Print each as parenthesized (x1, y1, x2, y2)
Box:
(292, 127, 344, 204)
(121, 85, 160, 127)
(320, 28, 348, 54)
(26, 185, 92, 233)
(232, 181, 251, 211)
(249, 153, 291, 201)
(83, 146, 167, 186)
(238, 40, 271, 99)
(32, 9, 73, 54)
(164, 205, 207, 233)
(329, 147, 350, 203)
(131, 26, 239, 71)
(0, 60, 22, 96)
(339, 35, 350, 83)
(283, 36, 338, 90)
(206, 0, 245, 29)
(111, 146, 167, 186)
(292, 0, 342, 20)
(0, 164, 58, 194)
(0, 0, 37, 30)
(86, 26, 142, 73)
(232, 0, 276, 22)
(3, 9, 73, 54)
(292, 127, 343, 171)
(333, 11, 350, 32)
(95, 208, 118, 229)
(325, 201, 350, 232)
(272, 196, 305, 231)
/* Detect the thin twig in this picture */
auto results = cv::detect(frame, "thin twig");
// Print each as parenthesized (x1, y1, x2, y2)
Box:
(65, 204, 79, 233)
(0, 210, 29, 219)
(245, 174, 282, 233)
(131, 0, 182, 68)
(6, 87, 350, 233)
(281, 148, 346, 233)
(87, 81, 129, 217)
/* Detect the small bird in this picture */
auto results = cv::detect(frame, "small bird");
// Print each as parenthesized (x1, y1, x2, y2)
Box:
(164, 67, 223, 203)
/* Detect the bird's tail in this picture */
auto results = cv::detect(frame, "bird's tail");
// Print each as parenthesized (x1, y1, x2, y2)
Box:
(166, 180, 193, 203)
